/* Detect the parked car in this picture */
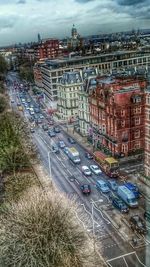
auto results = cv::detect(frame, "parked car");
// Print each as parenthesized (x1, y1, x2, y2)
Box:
(68, 137, 75, 144)
(39, 114, 44, 119)
(117, 186, 138, 208)
(85, 152, 93, 160)
(58, 140, 65, 148)
(80, 184, 91, 195)
(144, 210, 150, 222)
(90, 165, 102, 175)
(124, 182, 140, 199)
(81, 166, 92, 176)
(54, 126, 61, 133)
(129, 215, 147, 235)
(42, 124, 48, 131)
(34, 107, 40, 113)
(52, 145, 60, 154)
(63, 147, 69, 155)
(48, 120, 54, 126)
(48, 130, 56, 137)
(107, 179, 118, 191)
(96, 180, 110, 193)
(112, 197, 129, 213)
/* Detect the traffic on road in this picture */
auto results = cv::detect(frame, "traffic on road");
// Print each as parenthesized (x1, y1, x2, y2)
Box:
(7, 71, 150, 267)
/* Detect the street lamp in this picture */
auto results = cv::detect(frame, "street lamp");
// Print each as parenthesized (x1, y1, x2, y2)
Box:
(48, 151, 52, 178)
(91, 200, 96, 252)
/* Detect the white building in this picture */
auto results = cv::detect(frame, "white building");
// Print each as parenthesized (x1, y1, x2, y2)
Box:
(57, 71, 83, 121)
(78, 69, 97, 136)
(40, 50, 150, 102)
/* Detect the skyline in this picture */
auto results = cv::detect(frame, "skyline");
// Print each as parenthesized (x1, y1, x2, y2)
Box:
(0, 0, 150, 46)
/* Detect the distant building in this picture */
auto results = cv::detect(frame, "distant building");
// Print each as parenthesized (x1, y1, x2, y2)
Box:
(34, 39, 62, 60)
(67, 24, 83, 50)
(144, 90, 150, 177)
(38, 33, 41, 43)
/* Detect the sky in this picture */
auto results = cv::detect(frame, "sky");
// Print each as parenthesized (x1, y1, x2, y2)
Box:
(0, 0, 150, 46)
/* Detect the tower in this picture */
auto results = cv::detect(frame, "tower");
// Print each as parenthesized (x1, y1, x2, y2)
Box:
(38, 33, 41, 43)
(71, 24, 77, 39)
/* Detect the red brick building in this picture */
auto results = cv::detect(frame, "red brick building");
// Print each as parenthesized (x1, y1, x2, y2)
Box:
(35, 39, 62, 60)
(89, 76, 146, 158)
(33, 62, 45, 88)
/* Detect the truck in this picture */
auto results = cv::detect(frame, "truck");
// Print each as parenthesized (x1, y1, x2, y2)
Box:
(94, 151, 119, 178)
(117, 185, 138, 208)
(67, 147, 81, 164)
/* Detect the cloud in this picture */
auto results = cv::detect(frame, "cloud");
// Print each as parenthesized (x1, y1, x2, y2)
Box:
(117, 0, 147, 6)
(75, 0, 94, 3)
(17, 0, 26, 4)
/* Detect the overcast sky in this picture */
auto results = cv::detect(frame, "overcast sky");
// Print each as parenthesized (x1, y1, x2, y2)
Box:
(0, 0, 149, 46)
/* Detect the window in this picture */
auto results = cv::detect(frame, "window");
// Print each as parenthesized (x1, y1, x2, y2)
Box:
(134, 130, 140, 139)
(121, 110, 125, 116)
(134, 141, 140, 149)
(121, 120, 125, 127)
(135, 117, 140, 125)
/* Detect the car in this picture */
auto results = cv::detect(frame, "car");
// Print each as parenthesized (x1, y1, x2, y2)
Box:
(68, 137, 75, 144)
(29, 117, 34, 122)
(96, 180, 110, 193)
(124, 182, 140, 199)
(80, 184, 91, 195)
(37, 118, 42, 124)
(85, 152, 93, 160)
(48, 120, 54, 126)
(11, 99, 14, 103)
(48, 130, 56, 137)
(34, 107, 40, 113)
(63, 147, 69, 155)
(58, 140, 65, 148)
(144, 210, 150, 222)
(90, 165, 102, 175)
(27, 98, 31, 103)
(30, 127, 35, 133)
(52, 145, 60, 154)
(107, 180, 118, 191)
(129, 215, 147, 235)
(42, 124, 48, 131)
(54, 126, 61, 133)
(81, 166, 92, 176)
(112, 197, 129, 213)
(39, 114, 44, 119)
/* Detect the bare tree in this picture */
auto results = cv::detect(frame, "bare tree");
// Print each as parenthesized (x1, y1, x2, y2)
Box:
(0, 186, 106, 267)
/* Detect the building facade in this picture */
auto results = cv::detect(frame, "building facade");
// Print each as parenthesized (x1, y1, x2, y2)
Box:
(89, 75, 146, 158)
(40, 50, 150, 101)
(35, 39, 61, 60)
(78, 69, 97, 136)
(144, 90, 150, 177)
(57, 71, 83, 121)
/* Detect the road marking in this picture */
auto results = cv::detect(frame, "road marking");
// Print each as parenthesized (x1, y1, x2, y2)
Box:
(123, 257, 129, 267)
(92, 203, 110, 224)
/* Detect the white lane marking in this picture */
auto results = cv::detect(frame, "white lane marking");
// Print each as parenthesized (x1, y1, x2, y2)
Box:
(106, 251, 136, 262)
(80, 203, 103, 228)
(92, 203, 110, 224)
(134, 252, 147, 267)
(123, 257, 129, 267)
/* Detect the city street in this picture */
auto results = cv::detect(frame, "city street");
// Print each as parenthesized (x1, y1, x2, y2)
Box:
(7, 71, 150, 267)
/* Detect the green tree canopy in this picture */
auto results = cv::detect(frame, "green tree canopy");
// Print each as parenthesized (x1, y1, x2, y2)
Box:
(0, 55, 7, 77)
(0, 95, 7, 113)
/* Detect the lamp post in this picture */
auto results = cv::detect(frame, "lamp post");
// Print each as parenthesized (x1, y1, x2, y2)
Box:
(91, 200, 96, 252)
(48, 151, 52, 178)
